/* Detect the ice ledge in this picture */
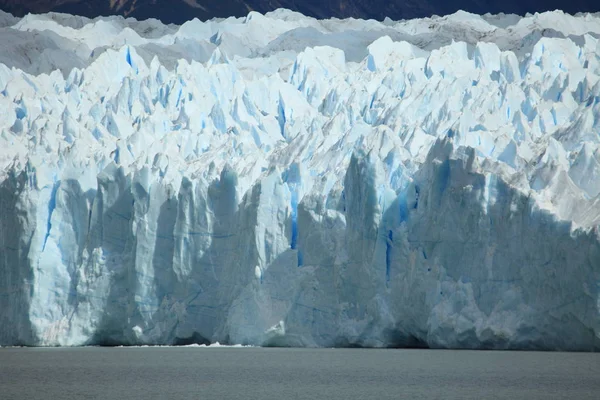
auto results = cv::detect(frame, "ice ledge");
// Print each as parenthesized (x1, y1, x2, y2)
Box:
(0, 9, 599, 350)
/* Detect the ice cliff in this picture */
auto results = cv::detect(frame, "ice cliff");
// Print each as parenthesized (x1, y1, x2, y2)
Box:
(1, 9, 600, 350)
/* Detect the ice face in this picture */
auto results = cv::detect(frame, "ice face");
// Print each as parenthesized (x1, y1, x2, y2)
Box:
(0, 9, 599, 350)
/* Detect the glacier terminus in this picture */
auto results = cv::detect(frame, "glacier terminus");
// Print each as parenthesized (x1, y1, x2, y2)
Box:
(0, 9, 600, 350)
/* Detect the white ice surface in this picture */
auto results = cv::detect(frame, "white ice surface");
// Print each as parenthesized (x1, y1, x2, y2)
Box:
(0, 9, 599, 350)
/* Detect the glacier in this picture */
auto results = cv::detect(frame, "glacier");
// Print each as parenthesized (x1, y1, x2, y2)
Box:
(0, 8, 600, 350)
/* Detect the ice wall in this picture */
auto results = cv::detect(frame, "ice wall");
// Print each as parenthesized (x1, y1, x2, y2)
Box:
(0, 10, 599, 349)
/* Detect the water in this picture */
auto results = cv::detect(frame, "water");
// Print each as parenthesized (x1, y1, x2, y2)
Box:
(1, 347, 599, 399)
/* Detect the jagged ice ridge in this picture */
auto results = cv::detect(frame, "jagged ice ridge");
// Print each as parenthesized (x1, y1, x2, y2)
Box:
(1, 9, 600, 349)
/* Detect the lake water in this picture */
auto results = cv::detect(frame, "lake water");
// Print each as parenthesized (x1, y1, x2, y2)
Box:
(1, 347, 599, 399)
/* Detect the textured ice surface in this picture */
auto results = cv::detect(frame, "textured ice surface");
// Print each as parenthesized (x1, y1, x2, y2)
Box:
(0, 9, 600, 350)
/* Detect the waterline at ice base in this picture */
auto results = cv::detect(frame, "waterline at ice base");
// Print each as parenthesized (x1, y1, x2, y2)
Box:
(0, 9, 599, 350)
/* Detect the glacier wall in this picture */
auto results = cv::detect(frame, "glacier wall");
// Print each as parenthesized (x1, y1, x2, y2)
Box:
(1, 9, 600, 349)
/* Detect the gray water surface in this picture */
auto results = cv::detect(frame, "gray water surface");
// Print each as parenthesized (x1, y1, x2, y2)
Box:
(1, 347, 599, 399)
